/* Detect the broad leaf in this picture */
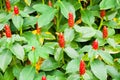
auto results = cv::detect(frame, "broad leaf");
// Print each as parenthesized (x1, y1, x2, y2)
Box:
(24, 0, 31, 6)
(0, 50, 12, 72)
(12, 15, 23, 30)
(58, 1, 75, 19)
(64, 47, 79, 58)
(54, 48, 63, 62)
(91, 59, 107, 80)
(19, 65, 35, 80)
(107, 38, 116, 48)
(4, 68, 14, 80)
(41, 58, 59, 71)
(10, 43, 25, 61)
(67, 73, 80, 80)
(66, 58, 79, 73)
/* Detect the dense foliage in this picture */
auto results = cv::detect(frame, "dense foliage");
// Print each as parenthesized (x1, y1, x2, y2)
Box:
(0, 0, 120, 80)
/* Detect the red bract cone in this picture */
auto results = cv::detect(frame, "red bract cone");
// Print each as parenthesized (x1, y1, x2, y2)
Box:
(102, 26, 108, 39)
(14, 6, 19, 15)
(58, 33, 65, 48)
(92, 40, 98, 50)
(4, 24, 12, 38)
(48, 0, 52, 7)
(5, 0, 11, 12)
(68, 12, 74, 28)
(79, 60, 86, 76)
(42, 76, 47, 80)
(100, 10, 106, 18)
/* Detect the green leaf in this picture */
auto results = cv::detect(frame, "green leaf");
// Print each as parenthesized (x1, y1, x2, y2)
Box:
(24, 0, 31, 6)
(12, 15, 23, 30)
(106, 65, 120, 79)
(0, 72, 4, 80)
(38, 9, 56, 27)
(0, 24, 4, 30)
(98, 50, 114, 65)
(64, 47, 79, 58)
(10, 43, 25, 61)
(81, 10, 95, 26)
(67, 73, 80, 80)
(13, 65, 23, 80)
(54, 48, 63, 62)
(41, 32, 55, 40)
(19, 65, 35, 80)
(28, 51, 39, 65)
(0, 50, 12, 72)
(64, 28, 74, 43)
(34, 72, 45, 80)
(66, 58, 79, 73)
(41, 58, 59, 71)
(59, 1, 75, 19)
(107, 38, 116, 48)
(91, 59, 107, 80)
(99, 0, 116, 10)
(33, 4, 52, 13)
(4, 68, 14, 80)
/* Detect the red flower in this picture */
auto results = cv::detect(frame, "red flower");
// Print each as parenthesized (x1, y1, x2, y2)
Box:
(5, 0, 11, 12)
(42, 76, 47, 80)
(36, 22, 40, 34)
(102, 26, 108, 39)
(100, 10, 106, 18)
(14, 6, 19, 15)
(48, 0, 52, 7)
(92, 40, 98, 50)
(4, 24, 12, 38)
(79, 60, 86, 75)
(58, 33, 65, 48)
(68, 12, 74, 28)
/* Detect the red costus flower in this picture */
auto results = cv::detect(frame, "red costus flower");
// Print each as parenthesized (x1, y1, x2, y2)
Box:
(48, 0, 52, 7)
(79, 60, 86, 75)
(92, 40, 98, 50)
(5, 0, 11, 12)
(14, 6, 19, 15)
(4, 24, 12, 38)
(102, 26, 108, 39)
(68, 12, 74, 28)
(58, 33, 65, 48)
(100, 10, 106, 18)
(42, 76, 47, 80)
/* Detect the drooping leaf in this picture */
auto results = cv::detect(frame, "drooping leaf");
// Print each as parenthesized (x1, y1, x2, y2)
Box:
(19, 65, 35, 80)
(91, 59, 107, 80)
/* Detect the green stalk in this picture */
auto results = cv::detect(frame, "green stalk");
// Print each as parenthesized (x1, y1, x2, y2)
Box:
(20, 27, 23, 35)
(56, 6, 60, 31)
(98, 18, 103, 30)
(90, 0, 93, 6)
(78, 0, 83, 10)
(42, 0, 45, 4)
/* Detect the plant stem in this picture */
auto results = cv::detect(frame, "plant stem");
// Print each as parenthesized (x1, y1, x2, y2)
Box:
(90, 0, 92, 6)
(58, 0, 61, 2)
(56, 6, 60, 32)
(42, 0, 45, 4)
(98, 18, 103, 30)
(20, 27, 22, 35)
(78, 0, 83, 10)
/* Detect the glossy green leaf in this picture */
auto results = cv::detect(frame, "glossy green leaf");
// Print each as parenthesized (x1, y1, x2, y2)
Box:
(64, 47, 79, 58)
(12, 15, 23, 30)
(41, 58, 59, 71)
(4, 68, 14, 80)
(24, 0, 31, 6)
(81, 10, 95, 26)
(0, 24, 4, 30)
(0, 72, 3, 80)
(0, 50, 12, 72)
(59, 1, 75, 19)
(38, 9, 56, 27)
(10, 43, 25, 61)
(107, 38, 116, 48)
(66, 58, 79, 73)
(34, 72, 45, 80)
(19, 65, 35, 80)
(54, 48, 63, 62)
(64, 28, 74, 43)
(67, 73, 80, 80)
(99, 50, 114, 65)
(99, 0, 116, 9)
(41, 32, 55, 40)
(106, 65, 120, 79)
(91, 59, 107, 80)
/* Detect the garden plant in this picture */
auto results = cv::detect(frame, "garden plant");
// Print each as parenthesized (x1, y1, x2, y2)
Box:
(0, 0, 120, 80)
